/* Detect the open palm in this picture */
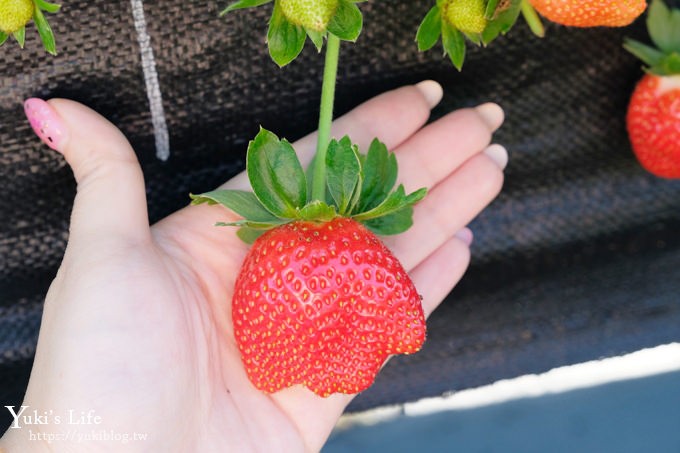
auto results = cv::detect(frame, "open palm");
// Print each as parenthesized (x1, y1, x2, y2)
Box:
(1, 82, 505, 452)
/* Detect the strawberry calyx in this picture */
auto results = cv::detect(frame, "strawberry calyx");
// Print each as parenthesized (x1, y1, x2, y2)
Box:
(519, 0, 545, 38)
(191, 128, 427, 243)
(624, 0, 680, 77)
(416, 0, 523, 70)
(221, 0, 363, 66)
(0, 0, 60, 55)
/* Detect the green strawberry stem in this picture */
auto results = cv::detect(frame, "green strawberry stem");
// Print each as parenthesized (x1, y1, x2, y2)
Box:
(311, 33, 341, 202)
(520, 0, 545, 38)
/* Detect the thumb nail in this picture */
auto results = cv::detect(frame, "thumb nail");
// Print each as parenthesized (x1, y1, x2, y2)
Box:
(24, 98, 67, 152)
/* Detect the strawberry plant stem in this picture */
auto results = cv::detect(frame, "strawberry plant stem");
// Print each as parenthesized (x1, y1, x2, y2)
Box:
(312, 34, 341, 202)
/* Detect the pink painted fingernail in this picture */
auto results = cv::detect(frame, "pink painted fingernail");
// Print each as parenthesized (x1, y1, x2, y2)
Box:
(455, 227, 474, 247)
(24, 98, 66, 151)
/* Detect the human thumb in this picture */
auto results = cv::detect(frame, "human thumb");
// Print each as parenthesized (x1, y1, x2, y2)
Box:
(24, 98, 149, 243)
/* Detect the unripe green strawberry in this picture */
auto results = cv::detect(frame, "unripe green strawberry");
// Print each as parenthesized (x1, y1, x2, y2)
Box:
(0, 0, 34, 34)
(444, 0, 488, 34)
(280, 0, 339, 32)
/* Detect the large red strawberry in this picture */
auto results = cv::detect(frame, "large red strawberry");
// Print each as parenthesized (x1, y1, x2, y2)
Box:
(529, 0, 647, 27)
(624, 0, 680, 178)
(232, 218, 425, 396)
(192, 131, 428, 397)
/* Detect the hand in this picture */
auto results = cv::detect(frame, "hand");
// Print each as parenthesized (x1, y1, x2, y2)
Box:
(0, 81, 505, 452)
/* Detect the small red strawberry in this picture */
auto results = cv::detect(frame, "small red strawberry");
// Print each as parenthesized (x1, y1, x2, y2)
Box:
(192, 131, 428, 397)
(624, 0, 680, 178)
(529, 0, 647, 27)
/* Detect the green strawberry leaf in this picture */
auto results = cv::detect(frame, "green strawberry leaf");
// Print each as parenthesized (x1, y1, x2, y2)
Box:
(216, 219, 285, 229)
(268, 2, 306, 67)
(0, 32, 8, 46)
(625, 1, 680, 76)
(464, 31, 482, 46)
(353, 185, 427, 222)
(34, 0, 61, 13)
(482, 0, 522, 45)
(518, 0, 545, 39)
(442, 20, 466, 71)
(327, 0, 362, 42)
(215, 220, 288, 231)
(624, 38, 666, 68)
(306, 28, 325, 51)
(363, 206, 415, 236)
(485, 0, 501, 19)
(13, 27, 26, 48)
(236, 227, 267, 244)
(326, 136, 361, 215)
(33, 6, 57, 55)
(190, 189, 279, 222)
(647, 0, 680, 53)
(247, 128, 307, 218)
(416, 5, 442, 51)
(356, 138, 397, 212)
(220, 0, 273, 16)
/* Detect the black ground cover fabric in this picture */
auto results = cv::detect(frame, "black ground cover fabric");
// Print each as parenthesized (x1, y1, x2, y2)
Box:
(2, 0, 680, 430)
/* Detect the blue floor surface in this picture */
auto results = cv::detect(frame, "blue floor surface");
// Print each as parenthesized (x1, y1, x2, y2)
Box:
(323, 370, 680, 453)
